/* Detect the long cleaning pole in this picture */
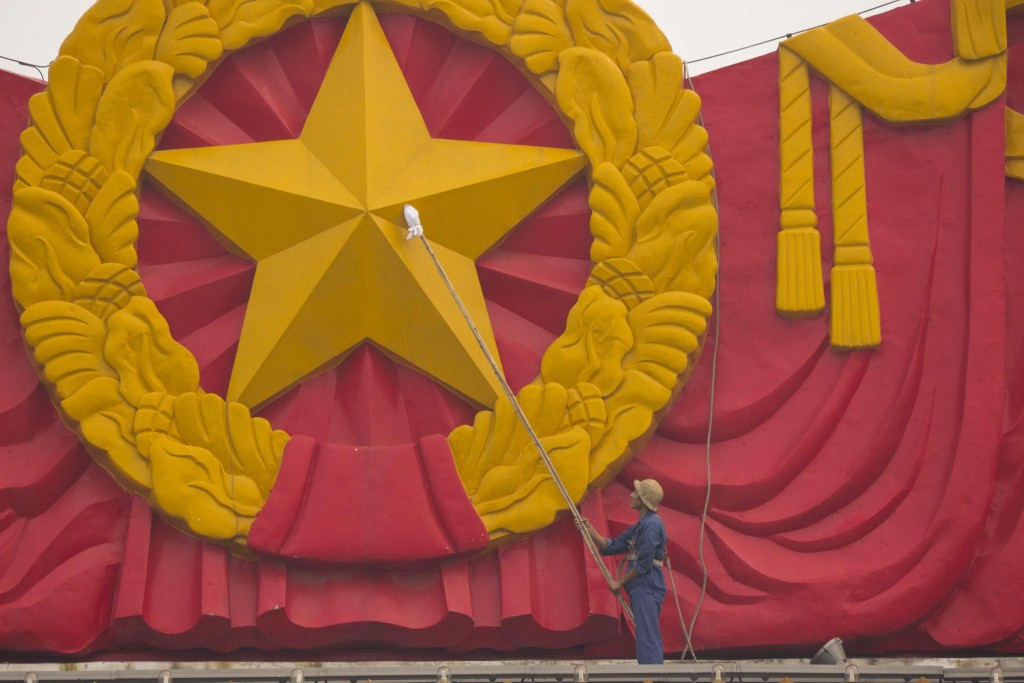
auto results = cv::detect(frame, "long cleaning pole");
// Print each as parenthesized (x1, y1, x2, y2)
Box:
(403, 204, 634, 627)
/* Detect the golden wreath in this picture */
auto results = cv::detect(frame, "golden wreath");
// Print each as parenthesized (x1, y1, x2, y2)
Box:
(7, 0, 718, 554)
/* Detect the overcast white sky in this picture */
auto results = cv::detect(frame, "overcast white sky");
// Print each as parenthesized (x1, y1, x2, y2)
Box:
(0, 0, 912, 80)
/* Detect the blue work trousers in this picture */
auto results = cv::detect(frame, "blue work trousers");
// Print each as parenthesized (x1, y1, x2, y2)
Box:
(628, 585, 665, 664)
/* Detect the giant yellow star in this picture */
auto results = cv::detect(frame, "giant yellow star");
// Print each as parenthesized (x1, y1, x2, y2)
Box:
(144, 2, 585, 411)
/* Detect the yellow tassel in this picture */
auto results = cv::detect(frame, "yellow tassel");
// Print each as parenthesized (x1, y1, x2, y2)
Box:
(828, 88, 881, 350)
(830, 262, 881, 350)
(776, 221, 825, 318)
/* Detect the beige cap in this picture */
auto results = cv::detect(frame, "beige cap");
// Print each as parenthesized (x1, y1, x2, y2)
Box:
(634, 479, 664, 511)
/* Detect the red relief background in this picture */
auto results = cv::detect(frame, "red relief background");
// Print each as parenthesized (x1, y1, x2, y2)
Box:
(2, 0, 1024, 658)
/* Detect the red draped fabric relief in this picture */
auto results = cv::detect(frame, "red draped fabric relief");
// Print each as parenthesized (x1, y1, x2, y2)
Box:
(2, 0, 1024, 657)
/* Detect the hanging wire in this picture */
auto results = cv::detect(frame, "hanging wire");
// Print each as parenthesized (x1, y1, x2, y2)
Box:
(685, 0, 913, 67)
(0, 54, 50, 81)
(0, 0, 917, 81)
(673, 0, 916, 655)
(666, 554, 697, 661)
(676, 58, 724, 664)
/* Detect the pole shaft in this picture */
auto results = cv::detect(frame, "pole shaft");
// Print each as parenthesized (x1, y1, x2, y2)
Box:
(414, 234, 635, 626)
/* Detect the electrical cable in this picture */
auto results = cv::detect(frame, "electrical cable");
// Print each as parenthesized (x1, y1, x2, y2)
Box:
(665, 554, 697, 661)
(674, 60, 724, 663)
(0, 55, 48, 81)
(0, 0, 916, 83)
(413, 34, 733, 657)
(685, 0, 913, 67)
(674, 0, 916, 657)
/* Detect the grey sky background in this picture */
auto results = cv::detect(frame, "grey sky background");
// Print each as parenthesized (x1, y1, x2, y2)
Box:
(0, 0, 912, 81)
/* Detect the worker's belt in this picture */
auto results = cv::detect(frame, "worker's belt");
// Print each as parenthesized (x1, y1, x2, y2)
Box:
(626, 554, 664, 567)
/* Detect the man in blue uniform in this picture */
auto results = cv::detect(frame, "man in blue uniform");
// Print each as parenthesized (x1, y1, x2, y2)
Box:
(578, 479, 668, 664)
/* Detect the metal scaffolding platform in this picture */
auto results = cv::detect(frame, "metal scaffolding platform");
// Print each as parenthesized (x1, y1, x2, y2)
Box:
(1, 662, 1021, 683)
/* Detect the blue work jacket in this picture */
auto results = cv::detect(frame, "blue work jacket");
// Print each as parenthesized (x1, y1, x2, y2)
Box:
(601, 513, 667, 596)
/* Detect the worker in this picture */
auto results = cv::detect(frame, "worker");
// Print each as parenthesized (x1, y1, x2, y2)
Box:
(578, 479, 668, 664)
